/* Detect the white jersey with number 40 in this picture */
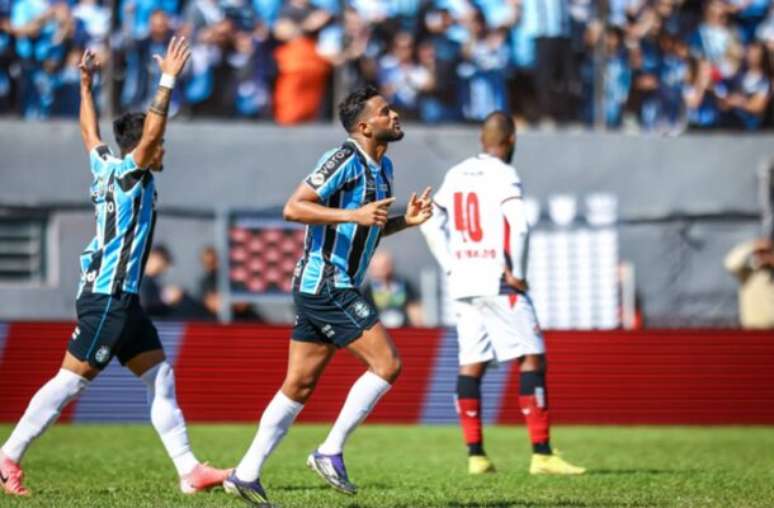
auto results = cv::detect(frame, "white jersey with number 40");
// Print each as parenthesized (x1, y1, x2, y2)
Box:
(423, 153, 528, 300)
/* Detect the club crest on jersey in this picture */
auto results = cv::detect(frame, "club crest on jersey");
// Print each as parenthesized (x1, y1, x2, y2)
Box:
(351, 300, 371, 320)
(94, 346, 110, 364)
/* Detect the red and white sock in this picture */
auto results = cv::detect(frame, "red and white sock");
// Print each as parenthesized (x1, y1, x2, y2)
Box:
(518, 371, 551, 455)
(456, 375, 484, 455)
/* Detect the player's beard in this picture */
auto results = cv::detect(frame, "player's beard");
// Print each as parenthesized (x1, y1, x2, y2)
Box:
(376, 128, 404, 143)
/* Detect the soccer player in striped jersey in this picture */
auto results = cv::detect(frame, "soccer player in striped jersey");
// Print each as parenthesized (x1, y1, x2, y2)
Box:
(0, 40, 230, 496)
(225, 86, 433, 505)
(421, 112, 585, 476)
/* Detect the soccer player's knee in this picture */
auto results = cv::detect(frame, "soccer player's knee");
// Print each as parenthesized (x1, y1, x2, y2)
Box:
(375, 355, 402, 383)
(142, 362, 177, 400)
(53, 369, 90, 402)
(283, 375, 317, 402)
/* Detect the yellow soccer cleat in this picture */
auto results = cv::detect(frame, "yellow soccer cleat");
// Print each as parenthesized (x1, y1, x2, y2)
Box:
(529, 452, 586, 475)
(468, 455, 496, 475)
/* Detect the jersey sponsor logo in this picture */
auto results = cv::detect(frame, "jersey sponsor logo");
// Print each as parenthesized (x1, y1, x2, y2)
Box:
(94, 346, 111, 364)
(307, 145, 354, 190)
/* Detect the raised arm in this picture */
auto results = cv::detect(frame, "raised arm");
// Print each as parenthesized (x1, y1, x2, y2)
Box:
(132, 36, 191, 169)
(79, 49, 102, 152)
(283, 182, 396, 227)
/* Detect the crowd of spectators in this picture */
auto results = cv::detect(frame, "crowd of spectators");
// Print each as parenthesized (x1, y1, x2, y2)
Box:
(2, 0, 774, 131)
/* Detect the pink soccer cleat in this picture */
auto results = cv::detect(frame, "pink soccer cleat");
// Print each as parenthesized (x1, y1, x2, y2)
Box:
(0, 453, 29, 496)
(179, 463, 232, 494)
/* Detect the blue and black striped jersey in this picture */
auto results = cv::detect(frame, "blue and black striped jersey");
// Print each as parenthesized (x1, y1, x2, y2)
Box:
(77, 145, 157, 297)
(293, 139, 393, 295)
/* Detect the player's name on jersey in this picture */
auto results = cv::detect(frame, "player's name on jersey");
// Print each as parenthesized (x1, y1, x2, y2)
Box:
(454, 248, 498, 259)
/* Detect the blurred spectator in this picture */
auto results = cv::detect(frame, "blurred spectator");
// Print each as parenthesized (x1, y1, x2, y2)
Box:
(658, 33, 690, 130)
(272, 0, 332, 124)
(120, 0, 177, 41)
(140, 245, 208, 319)
(198, 244, 262, 321)
(363, 250, 423, 328)
(719, 41, 772, 129)
(121, 9, 177, 112)
(724, 238, 774, 328)
(688, 0, 741, 78)
(197, 244, 218, 299)
(0, 0, 12, 112)
(683, 56, 721, 129)
(377, 30, 432, 118)
(457, 9, 508, 121)
(583, 25, 630, 127)
(523, 0, 576, 123)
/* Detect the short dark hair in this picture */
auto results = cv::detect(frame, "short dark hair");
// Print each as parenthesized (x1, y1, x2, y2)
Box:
(113, 112, 146, 154)
(151, 244, 173, 264)
(338, 86, 380, 133)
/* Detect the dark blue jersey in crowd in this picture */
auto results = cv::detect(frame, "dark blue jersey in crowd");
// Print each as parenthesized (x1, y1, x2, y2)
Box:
(78, 145, 157, 297)
(293, 139, 393, 295)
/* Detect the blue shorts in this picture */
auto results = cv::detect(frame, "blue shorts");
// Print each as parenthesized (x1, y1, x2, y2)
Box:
(68, 291, 162, 369)
(291, 284, 379, 348)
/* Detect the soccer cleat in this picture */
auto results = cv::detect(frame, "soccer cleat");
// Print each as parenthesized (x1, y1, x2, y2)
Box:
(468, 454, 496, 474)
(0, 453, 29, 496)
(180, 462, 232, 494)
(306, 450, 357, 495)
(529, 451, 586, 475)
(223, 471, 270, 507)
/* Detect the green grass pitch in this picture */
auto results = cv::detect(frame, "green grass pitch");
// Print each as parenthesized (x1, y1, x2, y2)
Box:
(1, 424, 773, 507)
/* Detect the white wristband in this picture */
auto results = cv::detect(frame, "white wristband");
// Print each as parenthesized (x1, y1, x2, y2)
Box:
(159, 73, 176, 89)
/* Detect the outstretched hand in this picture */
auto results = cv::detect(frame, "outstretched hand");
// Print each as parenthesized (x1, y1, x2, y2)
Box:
(404, 186, 433, 226)
(153, 36, 191, 77)
(79, 49, 98, 87)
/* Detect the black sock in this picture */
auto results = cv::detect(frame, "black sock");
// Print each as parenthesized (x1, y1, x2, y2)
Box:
(468, 443, 485, 456)
(532, 442, 552, 455)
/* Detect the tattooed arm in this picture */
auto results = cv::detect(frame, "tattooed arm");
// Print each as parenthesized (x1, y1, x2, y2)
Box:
(133, 36, 191, 169)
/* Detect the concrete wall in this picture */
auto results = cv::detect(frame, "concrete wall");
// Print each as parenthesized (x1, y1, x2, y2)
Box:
(1, 120, 772, 325)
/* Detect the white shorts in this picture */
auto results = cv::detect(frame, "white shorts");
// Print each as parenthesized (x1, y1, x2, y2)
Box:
(454, 294, 545, 366)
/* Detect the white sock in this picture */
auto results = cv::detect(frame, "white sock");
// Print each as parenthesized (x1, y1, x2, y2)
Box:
(235, 391, 303, 482)
(1, 369, 89, 463)
(141, 362, 198, 476)
(317, 371, 391, 455)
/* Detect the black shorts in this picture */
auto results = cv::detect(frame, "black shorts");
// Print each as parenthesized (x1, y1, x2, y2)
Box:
(68, 291, 162, 369)
(291, 284, 379, 348)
